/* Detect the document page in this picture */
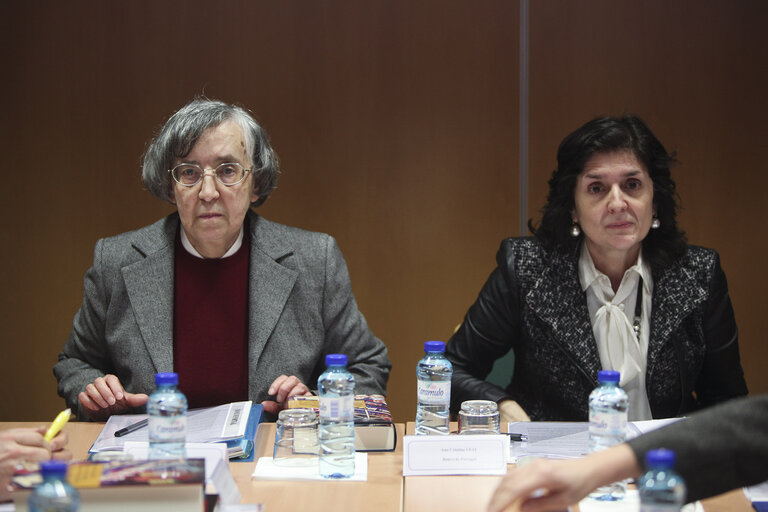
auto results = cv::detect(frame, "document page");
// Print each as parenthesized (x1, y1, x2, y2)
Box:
(507, 421, 653, 461)
(90, 401, 251, 452)
(508, 422, 590, 461)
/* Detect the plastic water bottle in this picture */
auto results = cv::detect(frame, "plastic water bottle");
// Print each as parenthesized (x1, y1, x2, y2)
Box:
(318, 354, 356, 478)
(588, 370, 629, 501)
(415, 340, 452, 435)
(28, 461, 80, 512)
(148, 372, 188, 459)
(639, 449, 687, 511)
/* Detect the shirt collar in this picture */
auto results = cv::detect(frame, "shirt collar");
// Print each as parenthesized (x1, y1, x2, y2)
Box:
(180, 226, 245, 259)
(578, 242, 652, 293)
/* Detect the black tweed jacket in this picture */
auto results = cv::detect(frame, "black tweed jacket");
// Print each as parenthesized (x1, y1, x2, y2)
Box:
(446, 237, 748, 421)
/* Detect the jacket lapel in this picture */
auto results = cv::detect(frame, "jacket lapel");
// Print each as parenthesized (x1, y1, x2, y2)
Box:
(246, 212, 298, 388)
(121, 215, 177, 374)
(527, 250, 601, 384)
(647, 261, 707, 374)
(121, 214, 179, 372)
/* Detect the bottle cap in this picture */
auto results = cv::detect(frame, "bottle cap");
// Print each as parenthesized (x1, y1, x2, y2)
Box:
(325, 354, 348, 366)
(424, 340, 446, 353)
(597, 370, 620, 383)
(646, 448, 676, 469)
(39, 460, 68, 477)
(155, 372, 179, 386)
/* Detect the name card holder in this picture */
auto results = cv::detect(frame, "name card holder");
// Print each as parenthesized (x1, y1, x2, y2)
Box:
(402, 434, 509, 476)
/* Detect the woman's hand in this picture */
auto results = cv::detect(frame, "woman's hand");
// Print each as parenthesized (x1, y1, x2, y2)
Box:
(262, 375, 312, 415)
(498, 399, 531, 423)
(78, 374, 149, 421)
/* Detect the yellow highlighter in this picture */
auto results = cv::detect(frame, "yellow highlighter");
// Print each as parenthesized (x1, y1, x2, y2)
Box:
(44, 408, 71, 442)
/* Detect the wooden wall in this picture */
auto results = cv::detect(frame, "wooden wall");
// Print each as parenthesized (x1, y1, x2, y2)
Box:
(0, 1, 765, 422)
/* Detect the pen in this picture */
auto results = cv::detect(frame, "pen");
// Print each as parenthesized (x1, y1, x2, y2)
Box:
(44, 408, 71, 442)
(506, 433, 528, 442)
(114, 418, 149, 437)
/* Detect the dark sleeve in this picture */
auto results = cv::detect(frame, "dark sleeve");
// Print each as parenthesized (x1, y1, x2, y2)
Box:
(445, 240, 521, 412)
(53, 239, 114, 419)
(693, 252, 748, 407)
(320, 236, 391, 395)
(628, 394, 768, 502)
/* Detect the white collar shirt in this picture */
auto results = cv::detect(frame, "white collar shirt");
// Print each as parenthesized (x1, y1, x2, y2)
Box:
(180, 226, 244, 259)
(578, 243, 654, 421)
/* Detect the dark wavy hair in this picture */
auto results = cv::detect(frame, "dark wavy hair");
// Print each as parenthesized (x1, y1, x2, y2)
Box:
(530, 115, 687, 270)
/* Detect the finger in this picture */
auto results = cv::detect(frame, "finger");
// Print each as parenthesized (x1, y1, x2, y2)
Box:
(282, 383, 310, 403)
(49, 431, 69, 453)
(261, 400, 280, 415)
(5, 430, 46, 450)
(125, 393, 149, 408)
(79, 392, 117, 421)
(104, 374, 126, 402)
(0, 428, 44, 447)
(274, 376, 304, 403)
(84, 382, 110, 409)
(1, 443, 51, 463)
(268, 375, 289, 396)
(93, 377, 118, 406)
(79, 391, 103, 412)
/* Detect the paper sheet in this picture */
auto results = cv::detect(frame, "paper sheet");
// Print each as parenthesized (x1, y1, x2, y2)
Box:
(251, 453, 368, 481)
(90, 401, 251, 452)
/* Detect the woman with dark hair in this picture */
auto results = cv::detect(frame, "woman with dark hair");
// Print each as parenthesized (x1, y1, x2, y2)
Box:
(445, 115, 747, 422)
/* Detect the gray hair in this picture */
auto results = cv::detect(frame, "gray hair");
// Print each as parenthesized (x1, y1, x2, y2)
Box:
(142, 98, 279, 207)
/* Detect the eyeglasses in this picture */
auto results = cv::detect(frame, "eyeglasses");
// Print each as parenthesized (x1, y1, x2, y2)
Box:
(169, 162, 253, 187)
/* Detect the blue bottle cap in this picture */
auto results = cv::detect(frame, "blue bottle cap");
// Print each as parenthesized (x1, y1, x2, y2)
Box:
(39, 460, 68, 477)
(646, 448, 676, 469)
(597, 370, 620, 383)
(155, 372, 179, 386)
(325, 354, 348, 366)
(424, 341, 446, 353)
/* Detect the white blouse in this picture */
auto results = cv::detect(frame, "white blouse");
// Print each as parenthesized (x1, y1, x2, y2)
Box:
(578, 243, 654, 421)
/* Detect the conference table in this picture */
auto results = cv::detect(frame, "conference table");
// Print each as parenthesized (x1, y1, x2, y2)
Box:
(0, 421, 752, 511)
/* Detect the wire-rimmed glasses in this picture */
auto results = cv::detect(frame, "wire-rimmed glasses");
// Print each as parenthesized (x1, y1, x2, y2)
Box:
(169, 162, 252, 187)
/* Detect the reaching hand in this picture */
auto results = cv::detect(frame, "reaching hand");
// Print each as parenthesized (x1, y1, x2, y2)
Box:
(78, 374, 148, 421)
(262, 375, 312, 415)
(487, 445, 640, 512)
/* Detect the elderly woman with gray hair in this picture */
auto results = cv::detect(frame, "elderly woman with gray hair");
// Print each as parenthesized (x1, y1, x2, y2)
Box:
(55, 98, 390, 420)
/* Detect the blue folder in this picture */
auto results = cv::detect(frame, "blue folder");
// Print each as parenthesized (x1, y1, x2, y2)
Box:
(222, 403, 263, 462)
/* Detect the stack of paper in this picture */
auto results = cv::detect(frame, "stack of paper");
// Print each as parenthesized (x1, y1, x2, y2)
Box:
(90, 401, 261, 461)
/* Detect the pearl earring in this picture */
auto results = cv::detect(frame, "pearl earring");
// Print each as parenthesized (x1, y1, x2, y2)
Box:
(570, 224, 581, 237)
(651, 217, 661, 229)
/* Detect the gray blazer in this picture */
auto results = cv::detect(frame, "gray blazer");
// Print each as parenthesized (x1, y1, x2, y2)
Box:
(55, 211, 391, 419)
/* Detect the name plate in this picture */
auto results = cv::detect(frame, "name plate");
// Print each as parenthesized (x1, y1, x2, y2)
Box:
(402, 434, 509, 476)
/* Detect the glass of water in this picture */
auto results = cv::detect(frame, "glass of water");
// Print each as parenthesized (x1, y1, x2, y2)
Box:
(458, 400, 501, 435)
(273, 408, 319, 466)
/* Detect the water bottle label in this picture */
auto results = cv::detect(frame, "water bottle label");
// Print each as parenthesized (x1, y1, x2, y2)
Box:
(149, 415, 187, 441)
(589, 410, 627, 437)
(417, 380, 451, 404)
(319, 395, 354, 421)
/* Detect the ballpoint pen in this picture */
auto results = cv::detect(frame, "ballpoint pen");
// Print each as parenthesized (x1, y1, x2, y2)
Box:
(114, 418, 149, 437)
(506, 433, 528, 442)
(44, 408, 71, 442)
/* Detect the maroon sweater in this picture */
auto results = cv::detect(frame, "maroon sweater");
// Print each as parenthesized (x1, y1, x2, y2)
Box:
(173, 231, 249, 408)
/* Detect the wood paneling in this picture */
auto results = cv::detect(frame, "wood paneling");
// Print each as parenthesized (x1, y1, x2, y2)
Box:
(1, 1, 765, 423)
(528, 0, 768, 398)
(0, 1, 518, 421)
